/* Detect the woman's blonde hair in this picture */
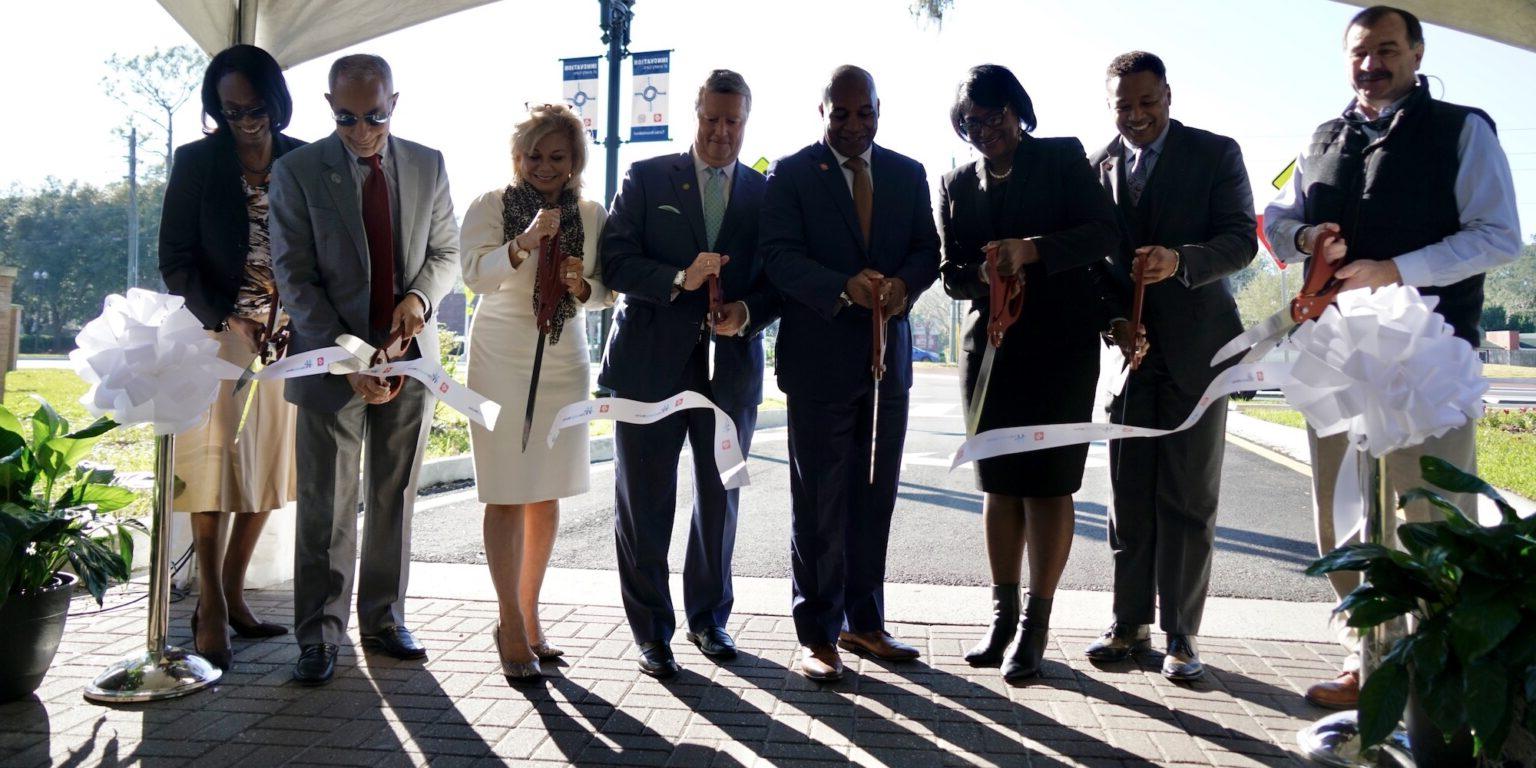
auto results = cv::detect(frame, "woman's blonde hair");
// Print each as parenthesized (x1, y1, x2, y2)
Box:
(510, 103, 587, 191)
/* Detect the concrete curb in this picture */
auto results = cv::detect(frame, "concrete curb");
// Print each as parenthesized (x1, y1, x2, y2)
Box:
(420, 408, 789, 488)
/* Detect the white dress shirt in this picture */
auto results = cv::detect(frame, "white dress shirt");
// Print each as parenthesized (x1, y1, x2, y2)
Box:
(1263, 102, 1521, 289)
(827, 143, 874, 196)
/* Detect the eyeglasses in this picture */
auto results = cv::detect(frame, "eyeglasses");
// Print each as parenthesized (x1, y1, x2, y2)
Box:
(959, 107, 1009, 138)
(220, 105, 268, 122)
(333, 111, 391, 127)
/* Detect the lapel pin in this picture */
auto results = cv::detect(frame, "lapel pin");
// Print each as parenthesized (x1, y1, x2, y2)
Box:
(682, 182, 691, 190)
(330, 172, 342, 184)
(819, 163, 829, 171)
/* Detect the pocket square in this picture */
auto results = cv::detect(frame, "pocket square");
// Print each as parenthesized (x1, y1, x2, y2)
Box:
(658, 205, 681, 214)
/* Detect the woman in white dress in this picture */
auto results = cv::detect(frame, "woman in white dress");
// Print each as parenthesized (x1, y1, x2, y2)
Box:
(460, 103, 610, 683)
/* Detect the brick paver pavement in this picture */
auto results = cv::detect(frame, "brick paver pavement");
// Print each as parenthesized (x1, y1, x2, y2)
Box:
(1, 585, 1345, 767)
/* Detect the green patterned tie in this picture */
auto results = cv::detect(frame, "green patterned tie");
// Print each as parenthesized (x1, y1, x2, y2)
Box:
(702, 166, 726, 250)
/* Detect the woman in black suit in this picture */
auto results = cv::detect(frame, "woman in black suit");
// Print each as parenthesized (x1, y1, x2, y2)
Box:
(159, 44, 306, 671)
(938, 64, 1119, 682)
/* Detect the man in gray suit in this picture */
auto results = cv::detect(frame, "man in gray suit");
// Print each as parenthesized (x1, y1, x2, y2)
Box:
(270, 54, 459, 685)
(1086, 51, 1256, 681)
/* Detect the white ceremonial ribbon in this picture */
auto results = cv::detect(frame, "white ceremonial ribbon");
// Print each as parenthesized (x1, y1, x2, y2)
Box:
(245, 345, 351, 382)
(355, 357, 502, 430)
(952, 361, 1292, 469)
(547, 391, 750, 489)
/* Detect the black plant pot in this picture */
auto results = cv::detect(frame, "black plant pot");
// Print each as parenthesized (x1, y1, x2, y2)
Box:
(0, 573, 77, 702)
(1406, 684, 1476, 768)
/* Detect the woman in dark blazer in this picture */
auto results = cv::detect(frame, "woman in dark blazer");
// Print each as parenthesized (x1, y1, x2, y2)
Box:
(159, 44, 305, 672)
(938, 64, 1119, 682)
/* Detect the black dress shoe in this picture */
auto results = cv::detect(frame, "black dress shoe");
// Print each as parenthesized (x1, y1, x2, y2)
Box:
(636, 642, 680, 678)
(1162, 634, 1205, 681)
(685, 627, 737, 659)
(361, 626, 427, 660)
(293, 643, 338, 686)
(1084, 623, 1151, 662)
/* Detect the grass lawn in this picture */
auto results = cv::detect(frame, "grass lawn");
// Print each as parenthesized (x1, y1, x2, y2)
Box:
(1236, 401, 1536, 500)
(1484, 363, 1536, 379)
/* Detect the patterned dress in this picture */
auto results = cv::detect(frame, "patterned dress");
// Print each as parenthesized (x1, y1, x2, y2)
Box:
(171, 177, 298, 513)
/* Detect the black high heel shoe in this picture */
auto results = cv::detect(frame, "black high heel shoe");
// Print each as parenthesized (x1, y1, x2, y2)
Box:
(191, 606, 234, 672)
(229, 615, 289, 639)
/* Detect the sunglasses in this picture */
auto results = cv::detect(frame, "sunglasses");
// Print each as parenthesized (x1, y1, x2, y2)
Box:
(333, 111, 391, 127)
(959, 107, 1010, 138)
(220, 105, 268, 122)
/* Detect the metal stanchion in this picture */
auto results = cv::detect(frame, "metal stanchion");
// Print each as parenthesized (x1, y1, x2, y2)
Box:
(85, 434, 221, 702)
(1298, 454, 1413, 766)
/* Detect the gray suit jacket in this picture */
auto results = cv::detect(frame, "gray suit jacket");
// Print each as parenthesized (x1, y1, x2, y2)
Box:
(270, 133, 460, 413)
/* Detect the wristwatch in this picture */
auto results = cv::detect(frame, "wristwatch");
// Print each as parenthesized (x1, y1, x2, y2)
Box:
(1294, 226, 1311, 255)
(837, 291, 853, 309)
(674, 269, 687, 288)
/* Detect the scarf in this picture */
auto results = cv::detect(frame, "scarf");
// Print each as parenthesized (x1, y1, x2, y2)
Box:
(502, 182, 583, 344)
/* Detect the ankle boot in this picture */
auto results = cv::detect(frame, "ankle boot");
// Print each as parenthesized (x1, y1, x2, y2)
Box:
(1002, 594, 1053, 682)
(964, 584, 1020, 666)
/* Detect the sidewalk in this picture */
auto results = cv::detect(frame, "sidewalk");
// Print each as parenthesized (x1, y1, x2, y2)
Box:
(2, 567, 1343, 767)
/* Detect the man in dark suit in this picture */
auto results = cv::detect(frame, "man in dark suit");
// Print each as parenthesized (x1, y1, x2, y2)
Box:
(760, 65, 940, 682)
(270, 54, 460, 685)
(599, 70, 780, 678)
(1086, 51, 1256, 681)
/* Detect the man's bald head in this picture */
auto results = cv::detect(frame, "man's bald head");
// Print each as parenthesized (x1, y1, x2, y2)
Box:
(820, 64, 879, 158)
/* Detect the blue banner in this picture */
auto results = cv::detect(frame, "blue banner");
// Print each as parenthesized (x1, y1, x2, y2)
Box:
(630, 50, 670, 143)
(562, 56, 601, 140)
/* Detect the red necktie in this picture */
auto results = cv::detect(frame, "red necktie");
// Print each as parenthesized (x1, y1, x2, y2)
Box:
(362, 154, 395, 334)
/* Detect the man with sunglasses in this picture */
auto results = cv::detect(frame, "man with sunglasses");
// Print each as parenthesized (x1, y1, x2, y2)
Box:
(270, 53, 460, 686)
(1086, 51, 1256, 682)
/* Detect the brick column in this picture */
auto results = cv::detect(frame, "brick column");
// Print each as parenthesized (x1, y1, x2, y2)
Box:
(0, 266, 15, 397)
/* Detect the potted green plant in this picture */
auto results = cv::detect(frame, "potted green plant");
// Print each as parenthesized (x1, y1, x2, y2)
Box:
(1308, 456, 1536, 766)
(0, 399, 143, 702)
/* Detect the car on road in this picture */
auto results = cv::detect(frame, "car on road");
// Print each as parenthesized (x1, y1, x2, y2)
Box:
(912, 347, 940, 363)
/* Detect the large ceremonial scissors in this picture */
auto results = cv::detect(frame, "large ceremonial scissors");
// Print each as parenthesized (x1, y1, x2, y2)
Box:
(1210, 230, 1344, 365)
(522, 232, 566, 451)
(964, 244, 1024, 437)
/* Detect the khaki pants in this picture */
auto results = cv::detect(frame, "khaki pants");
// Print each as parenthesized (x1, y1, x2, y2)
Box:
(1308, 423, 1477, 669)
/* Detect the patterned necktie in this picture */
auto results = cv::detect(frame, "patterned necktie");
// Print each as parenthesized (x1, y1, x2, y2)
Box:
(843, 155, 872, 246)
(1127, 146, 1156, 206)
(702, 166, 726, 250)
(361, 154, 395, 334)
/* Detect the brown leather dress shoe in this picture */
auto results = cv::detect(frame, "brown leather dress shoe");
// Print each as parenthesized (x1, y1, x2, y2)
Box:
(1305, 670, 1360, 709)
(837, 631, 920, 662)
(799, 644, 843, 682)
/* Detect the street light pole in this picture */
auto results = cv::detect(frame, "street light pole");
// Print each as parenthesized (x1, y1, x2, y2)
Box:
(597, 0, 634, 357)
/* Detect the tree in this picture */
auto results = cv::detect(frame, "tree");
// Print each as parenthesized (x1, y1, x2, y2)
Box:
(1482, 238, 1536, 332)
(910, 289, 957, 359)
(0, 179, 165, 351)
(101, 46, 208, 176)
(911, 0, 955, 23)
(1233, 259, 1288, 329)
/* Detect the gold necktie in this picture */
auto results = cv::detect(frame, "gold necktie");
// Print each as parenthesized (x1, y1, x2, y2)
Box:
(843, 155, 872, 246)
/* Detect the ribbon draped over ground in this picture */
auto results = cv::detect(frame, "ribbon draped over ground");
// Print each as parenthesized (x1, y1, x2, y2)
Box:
(546, 391, 750, 489)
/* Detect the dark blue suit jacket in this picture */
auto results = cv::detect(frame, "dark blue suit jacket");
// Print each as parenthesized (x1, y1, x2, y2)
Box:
(760, 142, 940, 401)
(598, 151, 780, 412)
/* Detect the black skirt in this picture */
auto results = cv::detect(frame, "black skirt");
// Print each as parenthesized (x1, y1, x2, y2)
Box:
(960, 316, 1099, 497)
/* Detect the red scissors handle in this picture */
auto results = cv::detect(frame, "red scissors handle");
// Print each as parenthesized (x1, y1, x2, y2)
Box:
(1291, 229, 1343, 323)
(983, 245, 1024, 349)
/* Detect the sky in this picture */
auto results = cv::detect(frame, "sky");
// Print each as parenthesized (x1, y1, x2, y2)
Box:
(3, 0, 1534, 241)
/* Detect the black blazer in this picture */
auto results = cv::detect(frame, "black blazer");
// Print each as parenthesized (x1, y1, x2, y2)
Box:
(939, 135, 1121, 353)
(759, 141, 941, 400)
(1089, 120, 1257, 390)
(159, 131, 307, 329)
(598, 152, 780, 411)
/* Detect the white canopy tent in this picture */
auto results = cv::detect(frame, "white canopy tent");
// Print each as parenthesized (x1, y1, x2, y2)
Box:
(160, 0, 1536, 66)
(1337, 0, 1536, 54)
(156, 0, 498, 69)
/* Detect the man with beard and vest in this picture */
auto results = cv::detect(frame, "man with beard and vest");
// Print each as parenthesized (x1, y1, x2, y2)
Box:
(1263, 5, 1520, 710)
